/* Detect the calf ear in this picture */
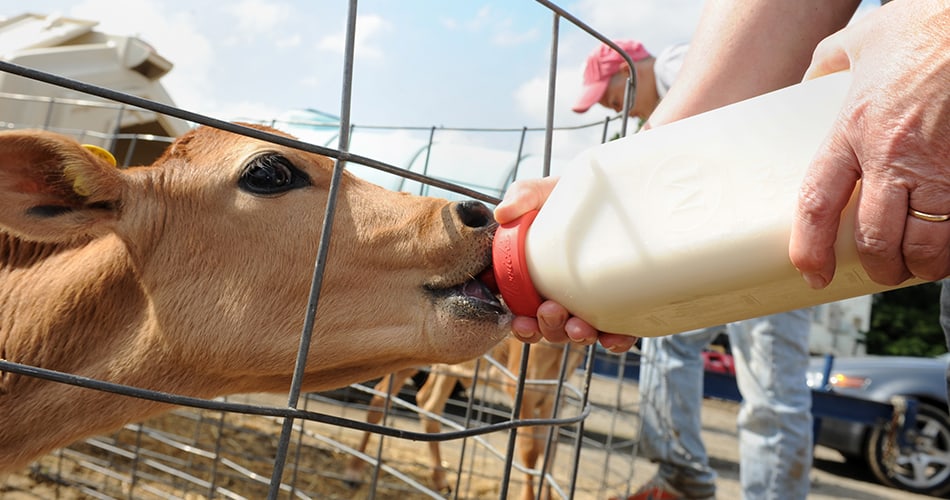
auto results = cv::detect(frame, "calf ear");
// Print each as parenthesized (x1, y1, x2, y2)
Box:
(0, 130, 123, 243)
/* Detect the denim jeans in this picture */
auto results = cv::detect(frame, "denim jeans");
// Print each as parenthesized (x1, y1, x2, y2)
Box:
(638, 309, 813, 499)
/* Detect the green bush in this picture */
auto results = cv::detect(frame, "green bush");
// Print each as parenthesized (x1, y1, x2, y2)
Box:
(865, 281, 946, 357)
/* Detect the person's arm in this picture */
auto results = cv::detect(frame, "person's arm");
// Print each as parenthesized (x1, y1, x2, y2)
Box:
(646, 0, 859, 128)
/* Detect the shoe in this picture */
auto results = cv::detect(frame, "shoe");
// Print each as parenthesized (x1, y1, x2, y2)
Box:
(610, 475, 712, 500)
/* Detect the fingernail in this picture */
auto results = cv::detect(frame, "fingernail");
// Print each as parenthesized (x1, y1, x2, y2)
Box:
(569, 335, 592, 346)
(511, 329, 532, 341)
(802, 272, 827, 290)
(512, 329, 544, 345)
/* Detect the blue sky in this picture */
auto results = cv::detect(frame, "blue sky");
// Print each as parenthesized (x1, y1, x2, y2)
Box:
(2, 0, 880, 166)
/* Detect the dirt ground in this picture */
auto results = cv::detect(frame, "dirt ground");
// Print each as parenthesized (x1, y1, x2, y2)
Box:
(0, 375, 939, 499)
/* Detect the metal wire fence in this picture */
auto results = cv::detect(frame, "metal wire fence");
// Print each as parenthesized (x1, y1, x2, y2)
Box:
(0, 1, 650, 499)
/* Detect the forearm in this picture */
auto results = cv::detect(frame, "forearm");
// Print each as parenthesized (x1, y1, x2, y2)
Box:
(647, 0, 859, 127)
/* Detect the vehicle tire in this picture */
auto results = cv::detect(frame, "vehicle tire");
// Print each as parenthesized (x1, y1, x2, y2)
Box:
(866, 401, 950, 496)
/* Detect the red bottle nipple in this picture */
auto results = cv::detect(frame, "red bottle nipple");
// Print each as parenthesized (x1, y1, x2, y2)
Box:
(492, 209, 544, 317)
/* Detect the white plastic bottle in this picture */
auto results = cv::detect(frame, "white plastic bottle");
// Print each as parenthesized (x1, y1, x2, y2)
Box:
(492, 71, 923, 337)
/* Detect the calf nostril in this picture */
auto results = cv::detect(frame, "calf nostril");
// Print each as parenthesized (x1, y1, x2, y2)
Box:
(455, 200, 494, 229)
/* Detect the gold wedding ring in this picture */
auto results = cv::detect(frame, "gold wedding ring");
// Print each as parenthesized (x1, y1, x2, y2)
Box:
(909, 208, 950, 222)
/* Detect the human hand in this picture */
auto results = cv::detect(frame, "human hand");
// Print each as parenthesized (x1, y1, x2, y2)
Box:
(493, 176, 559, 226)
(789, 0, 950, 288)
(494, 177, 638, 353)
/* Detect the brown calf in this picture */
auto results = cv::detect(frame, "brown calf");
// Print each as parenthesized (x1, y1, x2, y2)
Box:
(344, 337, 585, 500)
(0, 126, 510, 472)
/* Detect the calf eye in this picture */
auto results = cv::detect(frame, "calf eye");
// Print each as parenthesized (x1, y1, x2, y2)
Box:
(239, 154, 310, 195)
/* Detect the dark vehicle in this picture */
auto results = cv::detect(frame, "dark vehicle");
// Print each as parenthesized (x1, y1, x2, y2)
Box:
(807, 354, 950, 496)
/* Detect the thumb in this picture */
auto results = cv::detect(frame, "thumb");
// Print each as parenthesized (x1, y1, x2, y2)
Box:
(494, 177, 559, 224)
(804, 30, 852, 81)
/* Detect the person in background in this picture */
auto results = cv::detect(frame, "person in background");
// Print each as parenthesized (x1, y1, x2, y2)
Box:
(570, 39, 687, 126)
(574, 39, 813, 500)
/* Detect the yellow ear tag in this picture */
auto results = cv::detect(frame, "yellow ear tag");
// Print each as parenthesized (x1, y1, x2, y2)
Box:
(82, 144, 117, 167)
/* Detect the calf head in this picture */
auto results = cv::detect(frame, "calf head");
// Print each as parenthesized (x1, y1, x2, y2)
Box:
(0, 125, 510, 470)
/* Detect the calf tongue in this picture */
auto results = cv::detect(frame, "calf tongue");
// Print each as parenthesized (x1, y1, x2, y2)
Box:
(462, 277, 498, 303)
(477, 268, 498, 295)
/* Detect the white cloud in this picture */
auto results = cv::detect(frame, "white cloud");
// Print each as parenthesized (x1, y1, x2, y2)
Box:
(220, 0, 298, 49)
(570, 0, 701, 46)
(316, 13, 392, 59)
(64, 0, 215, 114)
(515, 73, 557, 121)
(491, 18, 539, 47)
(441, 6, 537, 47)
(214, 99, 287, 124)
(495, 29, 538, 46)
(225, 0, 292, 35)
(298, 75, 321, 88)
(441, 5, 494, 33)
(513, 67, 613, 160)
(440, 17, 459, 31)
(470, 6, 494, 31)
(276, 34, 302, 49)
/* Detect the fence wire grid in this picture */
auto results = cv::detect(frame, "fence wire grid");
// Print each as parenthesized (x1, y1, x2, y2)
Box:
(0, 1, 653, 499)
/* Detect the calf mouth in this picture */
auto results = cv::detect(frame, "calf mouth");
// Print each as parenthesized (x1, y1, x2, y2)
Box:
(424, 264, 508, 319)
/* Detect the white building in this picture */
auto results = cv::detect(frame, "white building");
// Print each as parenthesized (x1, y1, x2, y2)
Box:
(0, 12, 189, 166)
